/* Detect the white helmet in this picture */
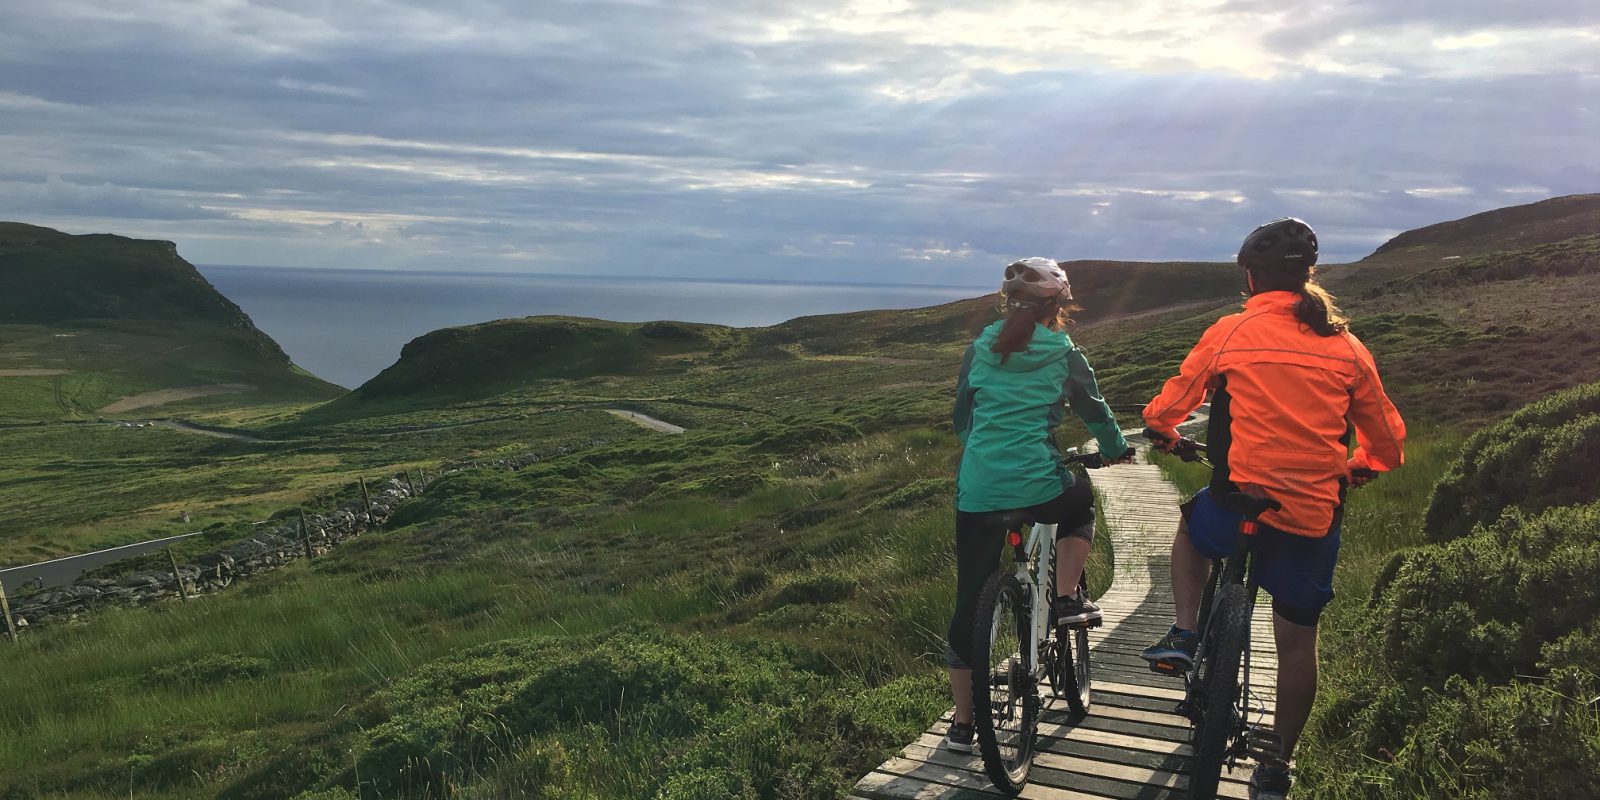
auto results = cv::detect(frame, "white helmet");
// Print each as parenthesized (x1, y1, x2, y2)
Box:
(1001, 257, 1072, 305)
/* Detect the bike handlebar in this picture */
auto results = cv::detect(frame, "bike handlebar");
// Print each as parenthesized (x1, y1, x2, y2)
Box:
(1141, 427, 1283, 518)
(1063, 445, 1135, 469)
(1141, 427, 1208, 463)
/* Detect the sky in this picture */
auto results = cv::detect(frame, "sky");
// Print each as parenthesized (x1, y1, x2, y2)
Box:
(1, 0, 1596, 286)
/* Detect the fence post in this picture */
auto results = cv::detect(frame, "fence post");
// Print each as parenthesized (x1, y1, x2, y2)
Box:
(166, 547, 190, 602)
(300, 511, 314, 559)
(403, 471, 417, 495)
(0, 578, 18, 643)
(359, 477, 374, 525)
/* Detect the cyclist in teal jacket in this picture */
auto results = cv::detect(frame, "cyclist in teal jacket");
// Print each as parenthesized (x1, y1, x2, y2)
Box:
(943, 258, 1133, 752)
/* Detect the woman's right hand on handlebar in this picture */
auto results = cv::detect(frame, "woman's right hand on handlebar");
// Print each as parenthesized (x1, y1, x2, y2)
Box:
(1346, 462, 1380, 488)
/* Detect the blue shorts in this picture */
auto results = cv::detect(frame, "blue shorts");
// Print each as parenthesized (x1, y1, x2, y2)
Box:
(1182, 487, 1340, 623)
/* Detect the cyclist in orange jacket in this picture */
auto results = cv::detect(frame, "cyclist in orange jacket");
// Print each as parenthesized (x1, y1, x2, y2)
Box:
(1140, 218, 1405, 799)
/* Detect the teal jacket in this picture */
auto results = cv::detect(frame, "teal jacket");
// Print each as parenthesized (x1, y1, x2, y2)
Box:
(954, 320, 1128, 513)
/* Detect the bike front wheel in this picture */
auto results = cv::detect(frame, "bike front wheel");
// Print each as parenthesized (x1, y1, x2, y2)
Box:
(970, 571, 1037, 794)
(1188, 582, 1249, 800)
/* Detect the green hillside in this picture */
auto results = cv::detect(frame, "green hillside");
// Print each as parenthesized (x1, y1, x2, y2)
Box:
(0, 223, 341, 422)
(2, 196, 1598, 799)
(1328, 193, 1600, 286)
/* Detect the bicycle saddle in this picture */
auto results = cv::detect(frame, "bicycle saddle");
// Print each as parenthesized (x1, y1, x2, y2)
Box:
(1221, 492, 1282, 520)
(994, 511, 1034, 534)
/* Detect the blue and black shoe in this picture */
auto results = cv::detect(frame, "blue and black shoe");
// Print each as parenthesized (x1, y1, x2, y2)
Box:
(1140, 625, 1198, 670)
(1249, 758, 1292, 799)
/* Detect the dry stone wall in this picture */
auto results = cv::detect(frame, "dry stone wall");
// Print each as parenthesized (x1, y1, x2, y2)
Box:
(5, 437, 610, 638)
(8, 476, 426, 633)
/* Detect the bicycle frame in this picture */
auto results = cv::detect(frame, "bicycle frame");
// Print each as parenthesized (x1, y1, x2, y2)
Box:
(1186, 532, 1258, 692)
(1173, 514, 1277, 785)
(1001, 520, 1059, 681)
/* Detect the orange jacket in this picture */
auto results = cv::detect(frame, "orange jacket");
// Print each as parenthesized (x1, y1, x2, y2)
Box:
(1143, 292, 1406, 537)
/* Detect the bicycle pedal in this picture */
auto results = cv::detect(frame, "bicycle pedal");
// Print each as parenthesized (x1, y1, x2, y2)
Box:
(1146, 659, 1185, 677)
(1246, 727, 1284, 762)
(1056, 617, 1103, 631)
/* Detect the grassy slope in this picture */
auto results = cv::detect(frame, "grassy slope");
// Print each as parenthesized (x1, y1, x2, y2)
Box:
(3, 195, 1598, 797)
(0, 261, 1199, 798)
(0, 223, 340, 423)
(0, 255, 1246, 565)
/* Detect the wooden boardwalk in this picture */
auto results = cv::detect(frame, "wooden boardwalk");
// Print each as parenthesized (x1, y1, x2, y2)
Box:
(853, 445, 1278, 800)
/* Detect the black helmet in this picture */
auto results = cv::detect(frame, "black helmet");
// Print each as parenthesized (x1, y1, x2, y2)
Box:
(1238, 217, 1318, 271)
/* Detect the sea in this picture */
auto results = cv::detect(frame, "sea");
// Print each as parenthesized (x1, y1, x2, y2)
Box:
(199, 265, 988, 389)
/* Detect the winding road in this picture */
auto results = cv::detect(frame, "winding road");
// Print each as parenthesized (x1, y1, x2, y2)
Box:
(0, 531, 206, 592)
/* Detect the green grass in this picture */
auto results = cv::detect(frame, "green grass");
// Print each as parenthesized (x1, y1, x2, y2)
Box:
(4, 197, 1599, 797)
(0, 421, 974, 798)
(0, 223, 341, 424)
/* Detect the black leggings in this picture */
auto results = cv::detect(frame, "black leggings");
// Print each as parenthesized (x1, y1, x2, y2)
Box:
(946, 476, 1096, 669)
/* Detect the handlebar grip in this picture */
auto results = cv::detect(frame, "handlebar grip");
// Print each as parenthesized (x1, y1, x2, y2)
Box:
(1350, 467, 1378, 480)
(1141, 427, 1172, 444)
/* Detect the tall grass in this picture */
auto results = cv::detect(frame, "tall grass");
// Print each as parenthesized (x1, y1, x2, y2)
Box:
(0, 427, 973, 798)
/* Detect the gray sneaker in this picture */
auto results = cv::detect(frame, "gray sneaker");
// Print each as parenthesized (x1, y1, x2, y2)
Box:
(1249, 759, 1292, 799)
(1054, 591, 1103, 626)
(944, 721, 974, 753)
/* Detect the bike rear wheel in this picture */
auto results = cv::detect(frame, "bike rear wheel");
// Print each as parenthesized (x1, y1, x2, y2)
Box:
(971, 571, 1036, 794)
(1188, 583, 1249, 800)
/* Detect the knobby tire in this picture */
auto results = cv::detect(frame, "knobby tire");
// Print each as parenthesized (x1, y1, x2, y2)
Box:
(970, 571, 1036, 794)
(1047, 573, 1093, 716)
(1188, 583, 1249, 800)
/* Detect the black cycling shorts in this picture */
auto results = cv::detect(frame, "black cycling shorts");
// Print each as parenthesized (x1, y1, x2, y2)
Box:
(946, 476, 1096, 669)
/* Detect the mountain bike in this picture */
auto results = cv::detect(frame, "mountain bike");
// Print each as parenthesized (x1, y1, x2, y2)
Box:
(969, 449, 1112, 794)
(1143, 429, 1372, 799)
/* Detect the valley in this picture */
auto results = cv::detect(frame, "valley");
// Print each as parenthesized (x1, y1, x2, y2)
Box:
(1, 196, 1598, 799)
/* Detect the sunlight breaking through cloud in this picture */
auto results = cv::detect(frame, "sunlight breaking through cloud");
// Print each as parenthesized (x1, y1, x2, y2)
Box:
(0, 1, 1593, 281)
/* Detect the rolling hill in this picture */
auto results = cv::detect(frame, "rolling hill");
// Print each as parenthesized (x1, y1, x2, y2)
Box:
(1, 195, 1598, 799)
(0, 223, 341, 421)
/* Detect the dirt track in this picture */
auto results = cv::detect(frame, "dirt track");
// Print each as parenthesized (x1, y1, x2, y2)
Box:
(99, 384, 253, 413)
(606, 409, 686, 434)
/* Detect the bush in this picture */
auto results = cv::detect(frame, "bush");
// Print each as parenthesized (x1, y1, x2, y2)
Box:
(1373, 503, 1600, 688)
(346, 630, 830, 797)
(1304, 380, 1600, 798)
(1424, 381, 1600, 542)
(1317, 672, 1600, 799)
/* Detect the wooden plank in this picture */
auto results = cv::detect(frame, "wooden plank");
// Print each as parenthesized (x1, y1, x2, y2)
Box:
(855, 442, 1278, 800)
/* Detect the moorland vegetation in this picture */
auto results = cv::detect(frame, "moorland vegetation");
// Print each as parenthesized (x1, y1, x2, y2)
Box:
(2, 195, 1599, 798)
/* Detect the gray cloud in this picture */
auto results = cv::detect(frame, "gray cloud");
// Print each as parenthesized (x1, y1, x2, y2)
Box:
(0, 1, 1594, 285)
